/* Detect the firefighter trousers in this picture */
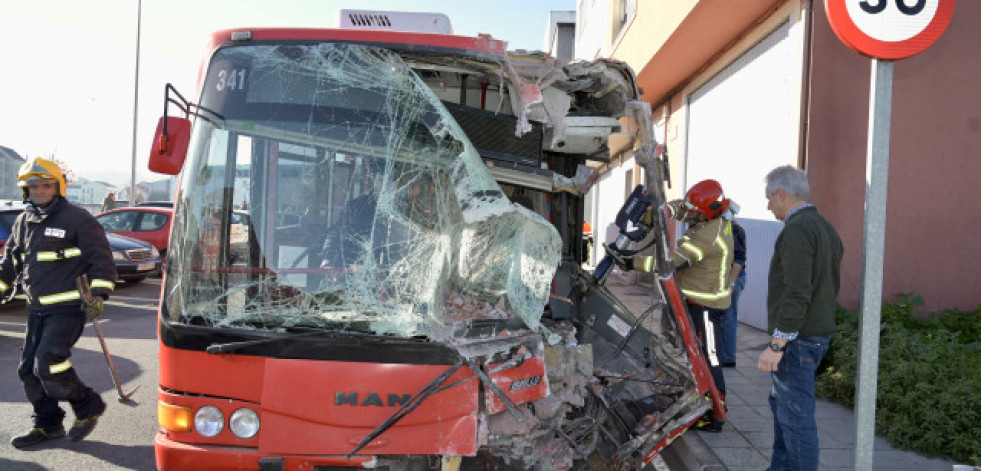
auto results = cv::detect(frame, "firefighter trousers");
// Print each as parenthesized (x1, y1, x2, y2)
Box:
(687, 301, 727, 401)
(18, 309, 103, 428)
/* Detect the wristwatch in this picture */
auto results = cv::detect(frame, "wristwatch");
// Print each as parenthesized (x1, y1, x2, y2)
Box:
(768, 341, 785, 353)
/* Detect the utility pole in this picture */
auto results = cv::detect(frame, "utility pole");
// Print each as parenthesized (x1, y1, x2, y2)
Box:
(129, 0, 142, 206)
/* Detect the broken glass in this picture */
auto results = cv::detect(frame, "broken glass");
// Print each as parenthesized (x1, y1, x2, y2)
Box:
(164, 43, 561, 342)
(159, 39, 708, 470)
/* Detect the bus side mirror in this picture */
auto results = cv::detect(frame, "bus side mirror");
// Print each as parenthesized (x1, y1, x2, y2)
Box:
(149, 116, 191, 175)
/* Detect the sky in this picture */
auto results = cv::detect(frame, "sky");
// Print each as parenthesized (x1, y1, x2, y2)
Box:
(0, 0, 575, 189)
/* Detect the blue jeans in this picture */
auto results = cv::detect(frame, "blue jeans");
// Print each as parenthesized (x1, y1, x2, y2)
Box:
(720, 275, 745, 364)
(769, 335, 831, 471)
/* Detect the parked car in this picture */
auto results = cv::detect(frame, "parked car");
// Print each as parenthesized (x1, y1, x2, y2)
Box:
(96, 207, 173, 257)
(136, 201, 174, 208)
(0, 201, 22, 246)
(0, 200, 162, 284)
(107, 232, 163, 283)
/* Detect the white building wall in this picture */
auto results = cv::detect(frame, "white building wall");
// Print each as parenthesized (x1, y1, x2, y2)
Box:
(574, 3, 805, 321)
(577, 0, 612, 270)
(681, 18, 807, 330)
(0, 147, 25, 200)
(68, 179, 115, 205)
(590, 156, 638, 276)
(0, 158, 21, 200)
(574, 0, 609, 60)
(576, 0, 644, 281)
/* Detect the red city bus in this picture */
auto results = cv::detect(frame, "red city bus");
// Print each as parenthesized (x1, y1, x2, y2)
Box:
(148, 16, 722, 471)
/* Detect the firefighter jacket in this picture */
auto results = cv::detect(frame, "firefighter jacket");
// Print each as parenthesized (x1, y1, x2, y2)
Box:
(0, 198, 116, 311)
(668, 201, 734, 310)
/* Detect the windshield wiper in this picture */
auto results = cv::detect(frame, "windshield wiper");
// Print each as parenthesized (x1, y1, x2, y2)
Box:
(206, 330, 328, 354)
(347, 359, 465, 458)
(205, 325, 406, 354)
(346, 354, 528, 458)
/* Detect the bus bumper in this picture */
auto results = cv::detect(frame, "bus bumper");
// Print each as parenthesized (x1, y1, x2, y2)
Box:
(155, 433, 375, 471)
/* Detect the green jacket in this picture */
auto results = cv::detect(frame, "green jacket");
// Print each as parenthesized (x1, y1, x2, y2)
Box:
(767, 205, 842, 337)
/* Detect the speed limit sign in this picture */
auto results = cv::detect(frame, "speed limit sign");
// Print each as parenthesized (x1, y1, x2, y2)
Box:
(828, 2, 957, 470)
(826, 0, 956, 59)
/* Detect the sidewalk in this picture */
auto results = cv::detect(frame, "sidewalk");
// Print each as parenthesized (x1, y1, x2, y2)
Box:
(604, 274, 960, 471)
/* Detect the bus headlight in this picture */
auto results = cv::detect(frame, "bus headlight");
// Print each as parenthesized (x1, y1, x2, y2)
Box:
(229, 408, 260, 438)
(194, 406, 224, 437)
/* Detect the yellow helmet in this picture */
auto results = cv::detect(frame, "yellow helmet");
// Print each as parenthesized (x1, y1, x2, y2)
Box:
(18, 157, 67, 199)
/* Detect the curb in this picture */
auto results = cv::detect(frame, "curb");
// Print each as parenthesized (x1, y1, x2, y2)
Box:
(660, 431, 727, 471)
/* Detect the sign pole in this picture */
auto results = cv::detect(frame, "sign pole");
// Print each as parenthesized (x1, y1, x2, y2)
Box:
(853, 58, 893, 471)
(825, 1, 953, 467)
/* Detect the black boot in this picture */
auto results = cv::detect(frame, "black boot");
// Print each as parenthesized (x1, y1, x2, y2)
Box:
(692, 415, 725, 432)
(692, 407, 725, 433)
(11, 425, 66, 449)
(68, 394, 107, 442)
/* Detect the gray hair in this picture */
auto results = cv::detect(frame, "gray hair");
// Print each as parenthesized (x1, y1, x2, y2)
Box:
(765, 165, 810, 200)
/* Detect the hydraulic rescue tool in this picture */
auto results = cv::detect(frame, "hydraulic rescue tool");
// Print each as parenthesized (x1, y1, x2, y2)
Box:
(592, 184, 655, 284)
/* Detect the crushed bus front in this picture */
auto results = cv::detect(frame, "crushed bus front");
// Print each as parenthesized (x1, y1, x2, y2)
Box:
(150, 27, 720, 471)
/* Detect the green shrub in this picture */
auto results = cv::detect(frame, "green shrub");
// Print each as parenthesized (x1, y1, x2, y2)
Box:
(816, 295, 981, 465)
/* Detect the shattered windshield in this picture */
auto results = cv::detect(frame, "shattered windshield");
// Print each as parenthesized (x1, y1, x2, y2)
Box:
(163, 43, 561, 340)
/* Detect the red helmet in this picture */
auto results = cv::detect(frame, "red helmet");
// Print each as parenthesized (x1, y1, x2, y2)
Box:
(682, 179, 730, 220)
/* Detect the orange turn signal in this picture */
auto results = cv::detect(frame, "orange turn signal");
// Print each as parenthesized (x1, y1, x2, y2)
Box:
(158, 402, 192, 432)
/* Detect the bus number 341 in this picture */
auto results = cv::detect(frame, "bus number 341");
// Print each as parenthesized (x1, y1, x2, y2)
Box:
(216, 69, 246, 91)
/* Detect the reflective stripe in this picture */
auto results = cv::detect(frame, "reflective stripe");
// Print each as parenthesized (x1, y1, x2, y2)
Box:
(0, 280, 7, 291)
(681, 222, 734, 302)
(641, 256, 654, 272)
(681, 287, 732, 301)
(37, 247, 82, 261)
(703, 310, 719, 367)
(680, 240, 703, 261)
(714, 232, 730, 293)
(91, 279, 115, 290)
(39, 290, 81, 305)
(49, 360, 72, 374)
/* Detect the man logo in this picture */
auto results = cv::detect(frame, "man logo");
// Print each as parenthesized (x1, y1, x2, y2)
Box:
(335, 391, 412, 407)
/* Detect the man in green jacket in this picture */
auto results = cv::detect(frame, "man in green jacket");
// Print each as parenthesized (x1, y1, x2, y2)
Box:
(759, 165, 842, 471)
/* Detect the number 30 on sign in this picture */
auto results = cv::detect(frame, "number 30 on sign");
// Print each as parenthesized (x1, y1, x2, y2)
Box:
(825, 0, 956, 60)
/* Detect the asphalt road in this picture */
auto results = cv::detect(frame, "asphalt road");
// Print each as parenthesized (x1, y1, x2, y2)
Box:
(0, 278, 162, 471)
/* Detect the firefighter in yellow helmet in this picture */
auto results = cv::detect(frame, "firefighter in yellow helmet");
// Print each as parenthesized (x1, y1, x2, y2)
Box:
(2, 157, 117, 448)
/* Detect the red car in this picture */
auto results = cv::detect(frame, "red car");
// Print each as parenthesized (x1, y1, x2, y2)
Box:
(96, 207, 173, 257)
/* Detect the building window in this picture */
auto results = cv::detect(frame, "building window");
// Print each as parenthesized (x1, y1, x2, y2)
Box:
(611, 0, 636, 46)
